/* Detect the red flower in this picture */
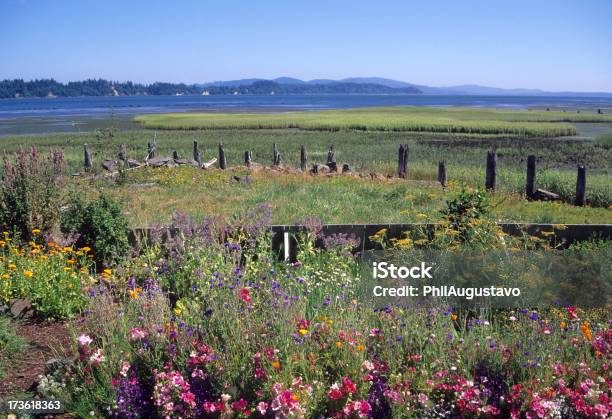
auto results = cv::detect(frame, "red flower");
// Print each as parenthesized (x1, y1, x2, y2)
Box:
(341, 376, 357, 394)
(327, 383, 344, 400)
(239, 288, 252, 303)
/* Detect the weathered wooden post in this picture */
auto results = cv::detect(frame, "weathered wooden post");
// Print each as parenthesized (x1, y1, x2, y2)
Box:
(172, 150, 179, 160)
(526, 155, 536, 199)
(575, 165, 586, 206)
(118, 144, 127, 163)
(83, 144, 93, 172)
(397, 144, 408, 178)
(273, 144, 282, 166)
(485, 150, 497, 191)
(218, 144, 227, 169)
(300, 145, 307, 171)
(597, 108, 603, 114)
(244, 151, 252, 167)
(193, 141, 201, 164)
(147, 134, 157, 159)
(327, 145, 337, 172)
(438, 160, 446, 187)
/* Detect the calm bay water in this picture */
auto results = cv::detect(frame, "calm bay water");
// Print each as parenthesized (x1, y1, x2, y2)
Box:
(1, 94, 611, 136)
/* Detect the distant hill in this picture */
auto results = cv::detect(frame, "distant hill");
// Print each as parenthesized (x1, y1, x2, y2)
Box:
(200, 77, 612, 97)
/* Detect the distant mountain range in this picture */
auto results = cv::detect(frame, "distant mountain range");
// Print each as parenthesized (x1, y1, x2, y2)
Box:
(199, 77, 612, 97)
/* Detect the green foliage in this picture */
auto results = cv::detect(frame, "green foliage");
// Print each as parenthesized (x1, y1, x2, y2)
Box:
(441, 186, 491, 228)
(595, 133, 612, 146)
(0, 316, 24, 380)
(61, 194, 129, 267)
(0, 146, 65, 240)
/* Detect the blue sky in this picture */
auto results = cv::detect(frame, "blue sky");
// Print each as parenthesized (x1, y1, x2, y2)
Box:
(1, 0, 611, 91)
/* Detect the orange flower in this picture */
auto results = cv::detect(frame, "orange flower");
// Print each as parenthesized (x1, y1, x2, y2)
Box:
(23, 270, 33, 277)
(271, 361, 280, 369)
(356, 344, 365, 351)
(451, 314, 458, 322)
(581, 321, 592, 341)
(335, 341, 342, 348)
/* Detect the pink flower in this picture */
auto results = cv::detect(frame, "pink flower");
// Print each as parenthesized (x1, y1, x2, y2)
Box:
(129, 327, 148, 341)
(77, 334, 93, 347)
(89, 349, 105, 365)
(119, 360, 131, 377)
(362, 360, 375, 371)
(257, 401, 268, 415)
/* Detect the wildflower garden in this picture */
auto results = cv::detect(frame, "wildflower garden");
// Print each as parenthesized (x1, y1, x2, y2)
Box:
(0, 130, 611, 418)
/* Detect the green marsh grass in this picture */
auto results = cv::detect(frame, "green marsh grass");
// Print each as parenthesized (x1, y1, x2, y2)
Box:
(134, 107, 612, 137)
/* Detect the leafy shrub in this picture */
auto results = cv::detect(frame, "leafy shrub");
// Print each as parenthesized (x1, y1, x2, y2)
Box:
(61, 194, 129, 267)
(0, 146, 65, 240)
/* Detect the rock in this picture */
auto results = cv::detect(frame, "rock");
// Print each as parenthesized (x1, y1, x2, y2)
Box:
(174, 158, 192, 165)
(533, 188, 561, 201)
(45, 357, 72, 374)
(232, 175, 252, 185)
(342, 163, 352, 174)
(311, 164, 330, 174)
(369, 172, 385, 180)
(10, 298, 34, 319)
(101, 159, 117, 171)
(126, 158, 142, 168)
(147, 157, 173, 167)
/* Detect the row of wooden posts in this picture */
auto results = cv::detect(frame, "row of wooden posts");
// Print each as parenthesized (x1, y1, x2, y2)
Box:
(84, 139, 589, 206)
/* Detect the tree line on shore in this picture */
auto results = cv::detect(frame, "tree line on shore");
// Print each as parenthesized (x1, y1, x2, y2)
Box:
(0, 78, 421, 98)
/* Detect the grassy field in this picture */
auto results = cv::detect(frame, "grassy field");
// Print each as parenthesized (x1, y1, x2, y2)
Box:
(134, 107, 612, 137)
(2, 105, 611, 224)
(77, 166, 610, 225)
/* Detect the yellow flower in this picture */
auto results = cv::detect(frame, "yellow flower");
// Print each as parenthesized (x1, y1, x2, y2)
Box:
(298, 329, 308, 336)
(81, 246, 91, 253)
(128, 287, 142, 299)
(32, 229, 41, 235)
(23, 270, 33, 277)
(8, 264, 16, 270)
(67, 258, 76, 265)
(174, 307, 182, 316)
(103, 269, 112, 276)
(1, 273, 9, 279)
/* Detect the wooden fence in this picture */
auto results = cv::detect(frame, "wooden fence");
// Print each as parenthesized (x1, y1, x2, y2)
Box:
(90, 139, 592, 206)
(129, 223, 612, 261)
